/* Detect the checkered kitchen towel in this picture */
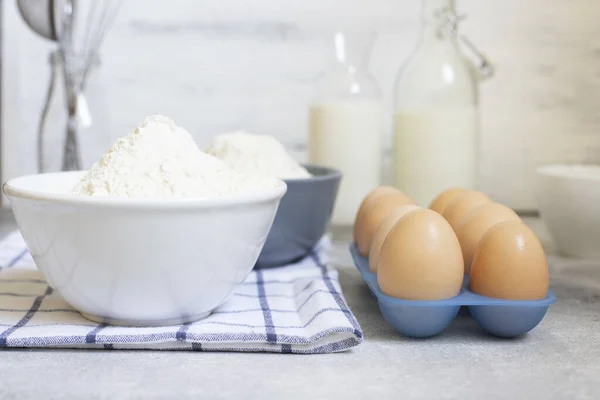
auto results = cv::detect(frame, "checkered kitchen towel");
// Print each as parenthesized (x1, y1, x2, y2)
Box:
(0, 231, 362, 353)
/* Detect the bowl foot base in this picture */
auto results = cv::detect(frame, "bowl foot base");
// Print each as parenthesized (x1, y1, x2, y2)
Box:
(80, 311, 212, 327)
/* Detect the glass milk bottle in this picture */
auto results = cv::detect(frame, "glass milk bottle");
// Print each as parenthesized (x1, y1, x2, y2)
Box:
(393, 0, 493, 207)
(309, 31, 384, 226)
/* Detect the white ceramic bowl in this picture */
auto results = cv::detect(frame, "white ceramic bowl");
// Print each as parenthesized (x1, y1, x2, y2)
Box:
(536, 164, 600, 260)
(3, 171, 286, 326)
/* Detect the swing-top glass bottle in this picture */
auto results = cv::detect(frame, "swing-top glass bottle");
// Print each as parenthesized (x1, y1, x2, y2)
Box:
(392, 0, 493, 207)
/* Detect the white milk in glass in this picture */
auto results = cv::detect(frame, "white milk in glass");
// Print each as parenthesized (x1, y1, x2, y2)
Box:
(392, 0, 490, 207)
(393, 106, 478, 207)
(309, 99, 383, 225)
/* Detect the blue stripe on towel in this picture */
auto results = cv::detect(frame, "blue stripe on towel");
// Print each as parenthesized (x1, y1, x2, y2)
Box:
(0, 286, 53, 347)
(256, 270, 277, 344)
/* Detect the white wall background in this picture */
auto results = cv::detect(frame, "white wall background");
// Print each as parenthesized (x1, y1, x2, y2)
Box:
(3, 0, 600, 210)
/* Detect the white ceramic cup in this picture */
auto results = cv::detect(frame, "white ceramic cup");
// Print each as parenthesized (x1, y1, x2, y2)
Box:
(536, 164, 600, 260)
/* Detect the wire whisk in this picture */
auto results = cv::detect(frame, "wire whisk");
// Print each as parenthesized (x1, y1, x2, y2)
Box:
(40, 0, 123, 172)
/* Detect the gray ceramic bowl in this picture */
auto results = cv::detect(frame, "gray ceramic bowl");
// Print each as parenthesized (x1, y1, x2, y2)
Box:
(255, 165, 341, 268)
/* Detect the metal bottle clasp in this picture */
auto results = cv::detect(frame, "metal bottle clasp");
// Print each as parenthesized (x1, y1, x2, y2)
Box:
(443, 10, 495, 81)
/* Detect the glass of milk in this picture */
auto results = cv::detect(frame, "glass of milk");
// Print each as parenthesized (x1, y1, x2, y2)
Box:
(308, 30, 384, 227)
(393, 0, 493, 207)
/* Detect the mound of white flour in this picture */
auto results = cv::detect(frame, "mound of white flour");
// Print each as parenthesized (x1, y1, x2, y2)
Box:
(204, 131, 311, 180)
(71, 115, 281, 198)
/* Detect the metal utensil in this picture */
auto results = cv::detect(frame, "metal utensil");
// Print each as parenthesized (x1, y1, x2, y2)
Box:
(54, 0, 80, 171)
(35, 0, 122, 172)
(52, 0, 122, 171)
(16, 0, 58, 41)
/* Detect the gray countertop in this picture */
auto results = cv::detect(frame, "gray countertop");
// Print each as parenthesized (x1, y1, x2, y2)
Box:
(0, 212, 599, 400)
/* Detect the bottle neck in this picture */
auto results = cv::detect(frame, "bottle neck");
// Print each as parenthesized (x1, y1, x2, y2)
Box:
(420, 0, 459, 45)
(423, 0, 455, 18)
(331, 31, 373, 74)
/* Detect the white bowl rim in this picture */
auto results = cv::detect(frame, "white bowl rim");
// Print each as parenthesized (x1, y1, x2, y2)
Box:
(536, 164, 600, 181)
(3, 171, 287, 209)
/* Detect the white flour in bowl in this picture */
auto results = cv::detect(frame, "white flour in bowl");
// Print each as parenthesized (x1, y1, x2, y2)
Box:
(71, 115, 281, 198)
(204, 131, 311, 180)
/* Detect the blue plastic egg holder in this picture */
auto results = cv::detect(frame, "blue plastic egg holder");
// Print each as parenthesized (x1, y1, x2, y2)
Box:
(350, 243, 556, 338)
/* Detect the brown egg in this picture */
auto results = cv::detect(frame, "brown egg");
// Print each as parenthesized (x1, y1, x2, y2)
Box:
(368, 204, 421, 272)
(456, 203, 521, 274)
(442, 190, 492, 231)
(470, 220, 549, 300)
(355, 186, 399, 219)
(353, 186, 401, 254)
(377, 209, 464, 300)
(429, 187, 467, 215)
(354, 190, 413, 256)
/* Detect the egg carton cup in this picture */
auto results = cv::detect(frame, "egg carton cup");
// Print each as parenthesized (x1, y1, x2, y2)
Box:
(350, 243, 556, 338)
